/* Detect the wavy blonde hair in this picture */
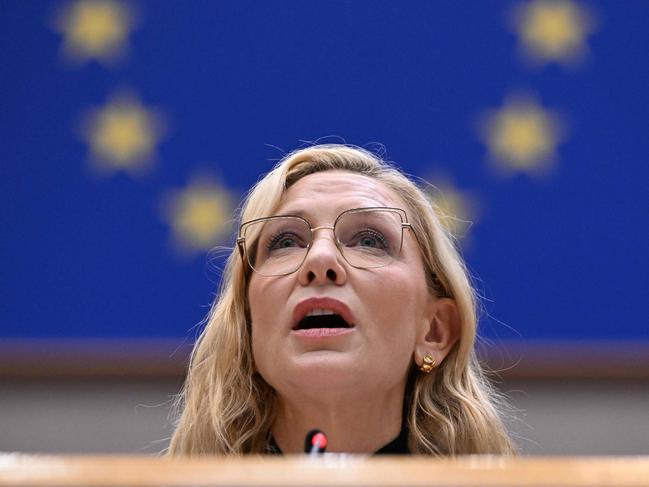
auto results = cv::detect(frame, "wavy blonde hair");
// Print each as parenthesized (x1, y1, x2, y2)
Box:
(168, 144, 515, 455)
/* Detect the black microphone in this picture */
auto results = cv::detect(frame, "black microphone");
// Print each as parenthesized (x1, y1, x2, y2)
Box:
(304, 429, 328, 455)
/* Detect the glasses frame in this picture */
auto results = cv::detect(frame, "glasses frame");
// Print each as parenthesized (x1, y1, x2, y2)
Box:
(237, 207, 415, 277)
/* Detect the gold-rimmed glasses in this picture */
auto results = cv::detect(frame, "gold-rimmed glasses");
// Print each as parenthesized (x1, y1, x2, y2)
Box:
(237, 207, 415, 277)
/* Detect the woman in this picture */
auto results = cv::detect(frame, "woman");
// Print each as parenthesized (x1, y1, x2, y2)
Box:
(168, 144, 515, 455)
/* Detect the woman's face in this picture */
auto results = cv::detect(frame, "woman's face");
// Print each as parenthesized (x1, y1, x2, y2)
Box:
(248, 171, 435, 398)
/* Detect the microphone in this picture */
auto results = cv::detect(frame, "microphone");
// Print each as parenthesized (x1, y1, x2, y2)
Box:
(304, 429, 328, 456)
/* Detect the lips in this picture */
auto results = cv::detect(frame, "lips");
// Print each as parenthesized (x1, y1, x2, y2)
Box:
(292, 297, 355, 331)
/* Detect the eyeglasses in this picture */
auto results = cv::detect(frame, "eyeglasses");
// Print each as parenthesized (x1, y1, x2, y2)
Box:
(237, 207, 415, 277)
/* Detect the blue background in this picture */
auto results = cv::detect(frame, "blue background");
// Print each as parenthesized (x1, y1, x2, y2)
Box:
(1, 1, 648, 343)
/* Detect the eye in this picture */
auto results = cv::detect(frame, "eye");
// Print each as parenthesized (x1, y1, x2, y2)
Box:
(349, 229, 389, 249)
(267, 232, 306, 251)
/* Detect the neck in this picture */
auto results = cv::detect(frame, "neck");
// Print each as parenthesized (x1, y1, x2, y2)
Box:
(271, 385, 405, 454)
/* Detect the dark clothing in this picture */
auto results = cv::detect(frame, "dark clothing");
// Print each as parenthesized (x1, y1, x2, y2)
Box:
(266, 427, 410, 455)
(374, 426, 410, 454)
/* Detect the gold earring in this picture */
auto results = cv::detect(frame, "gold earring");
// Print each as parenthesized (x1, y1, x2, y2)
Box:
(419, 354, 437, 373)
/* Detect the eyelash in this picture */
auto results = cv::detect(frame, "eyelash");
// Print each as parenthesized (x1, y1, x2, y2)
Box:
(266, 231, 300, 250)
(354, 229, 389, 248)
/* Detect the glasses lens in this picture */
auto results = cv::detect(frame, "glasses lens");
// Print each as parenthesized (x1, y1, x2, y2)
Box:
(335, 209, 404, 268)
(243, 217, 310, 276)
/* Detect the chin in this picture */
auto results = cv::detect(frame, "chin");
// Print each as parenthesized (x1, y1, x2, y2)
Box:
(281, 351, 364, 392)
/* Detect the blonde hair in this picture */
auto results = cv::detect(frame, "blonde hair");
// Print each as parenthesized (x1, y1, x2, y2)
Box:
(168, 144, 515, 455)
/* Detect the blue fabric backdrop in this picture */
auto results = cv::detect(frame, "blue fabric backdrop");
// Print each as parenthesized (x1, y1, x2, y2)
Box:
(1, 1, 648, 346)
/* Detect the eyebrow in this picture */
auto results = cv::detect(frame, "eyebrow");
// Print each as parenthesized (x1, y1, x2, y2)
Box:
(272, 207, 309, 218)
(274, 201, 391, 218)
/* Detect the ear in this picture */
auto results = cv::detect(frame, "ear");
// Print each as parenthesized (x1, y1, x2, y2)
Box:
(414, 297, 460, 368)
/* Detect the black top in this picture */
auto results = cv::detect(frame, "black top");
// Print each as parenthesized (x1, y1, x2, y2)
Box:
(266, 427, 410, 455)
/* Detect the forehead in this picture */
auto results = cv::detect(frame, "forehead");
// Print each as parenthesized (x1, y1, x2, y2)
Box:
(275, 170, 406, 218)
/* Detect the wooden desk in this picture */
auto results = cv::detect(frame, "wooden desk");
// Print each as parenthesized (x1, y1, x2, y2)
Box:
(1, 455, 648, 487)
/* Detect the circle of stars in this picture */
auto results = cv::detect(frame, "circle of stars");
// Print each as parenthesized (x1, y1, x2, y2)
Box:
(54, 1, 235, 256)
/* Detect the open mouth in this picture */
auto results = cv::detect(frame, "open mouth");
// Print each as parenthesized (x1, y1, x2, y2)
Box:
(294, 313, 353, 330)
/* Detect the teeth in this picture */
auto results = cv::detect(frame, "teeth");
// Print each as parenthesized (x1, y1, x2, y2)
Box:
(305, 309, 337, 317)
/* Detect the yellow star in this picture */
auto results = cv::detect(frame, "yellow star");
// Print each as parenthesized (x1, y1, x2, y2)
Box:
(479, 95, 565, 176)
(513, 0, 595, 65)
(162, 176, 235, 254)
(55, 0, 134, 63)
(82, 93, 164, 175)
(424, 175, 480, 241)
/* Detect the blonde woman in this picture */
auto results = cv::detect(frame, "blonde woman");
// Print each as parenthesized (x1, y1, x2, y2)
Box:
(168, 144, 515, 455)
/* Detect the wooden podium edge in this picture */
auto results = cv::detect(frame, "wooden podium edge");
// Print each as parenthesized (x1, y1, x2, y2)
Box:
(1, 454, 649, 487)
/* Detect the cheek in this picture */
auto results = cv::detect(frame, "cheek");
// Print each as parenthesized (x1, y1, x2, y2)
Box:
(248, 274, 277, 321)
(248, 278, 270, 354)
(360, 267, 427, 344)
(247, 276, 288, 357)
(247, 277, 295, 391)
(248, 283, 270, 379)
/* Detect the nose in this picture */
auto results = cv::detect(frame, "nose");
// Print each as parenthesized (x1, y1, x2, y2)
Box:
(297, 227, 347, 286)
